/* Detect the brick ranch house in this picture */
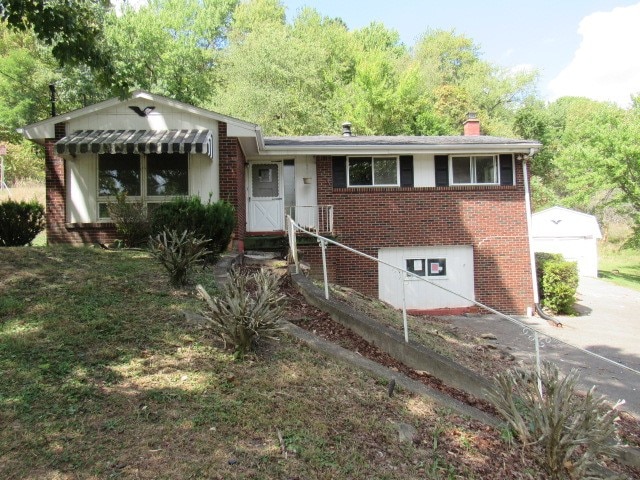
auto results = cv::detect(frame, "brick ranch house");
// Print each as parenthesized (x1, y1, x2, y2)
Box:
(19, 91, 541, 315)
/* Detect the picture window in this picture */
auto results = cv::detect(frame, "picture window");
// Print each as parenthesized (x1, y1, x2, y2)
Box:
(98, 153, 189, 220)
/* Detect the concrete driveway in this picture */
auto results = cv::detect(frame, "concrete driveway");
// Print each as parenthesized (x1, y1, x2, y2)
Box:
(447, 276, 640, 417)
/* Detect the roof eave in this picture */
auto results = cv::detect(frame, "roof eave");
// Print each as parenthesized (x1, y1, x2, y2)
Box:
(257, 143, 541, 156)
(18, 90, 260, 142)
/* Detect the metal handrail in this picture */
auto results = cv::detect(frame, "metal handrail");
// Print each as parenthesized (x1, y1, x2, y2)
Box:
(285, 215, 640, 379)
(286, 205, 333, 233)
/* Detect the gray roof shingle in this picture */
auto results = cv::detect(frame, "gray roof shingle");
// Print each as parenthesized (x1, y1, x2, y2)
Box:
(264, 135, 540, 147)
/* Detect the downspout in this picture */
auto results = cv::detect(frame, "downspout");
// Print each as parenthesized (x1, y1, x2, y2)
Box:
(522, 152, 562, 327)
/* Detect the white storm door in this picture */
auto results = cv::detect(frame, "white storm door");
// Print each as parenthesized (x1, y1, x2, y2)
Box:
(248, 162, 284, 232)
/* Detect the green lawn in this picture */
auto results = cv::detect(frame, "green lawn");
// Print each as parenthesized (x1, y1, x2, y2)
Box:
(599, 246, 640, 291)
(2, 246, 530, 479)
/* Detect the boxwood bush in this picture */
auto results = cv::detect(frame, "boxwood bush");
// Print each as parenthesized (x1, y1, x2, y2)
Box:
(0, 199, 45, 246)
(535, 252, 579, 314)
(150, 197, 235, 259)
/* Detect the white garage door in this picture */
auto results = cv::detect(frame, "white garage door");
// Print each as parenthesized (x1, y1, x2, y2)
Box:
(533, 238, 598, 277)
(378, 246, 475, 310)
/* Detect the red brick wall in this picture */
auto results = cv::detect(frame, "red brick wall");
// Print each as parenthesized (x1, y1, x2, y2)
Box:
(218, 122, 246, 252)
(306, 155, 534, 314)
(44, 121, 248, 247)
(44, 123, 118, 245)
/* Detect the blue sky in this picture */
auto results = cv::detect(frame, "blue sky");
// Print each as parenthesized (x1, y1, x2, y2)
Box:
(281, 0, 640, 106)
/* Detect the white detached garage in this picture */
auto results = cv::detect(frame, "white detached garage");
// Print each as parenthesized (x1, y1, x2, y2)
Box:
(532, 206, 602, 277)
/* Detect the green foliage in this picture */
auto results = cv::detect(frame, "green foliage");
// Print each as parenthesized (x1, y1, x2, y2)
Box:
(149, 229, 211, 286)
(0, 0, 126, 95)
(106, 193, 150, 248)
(535, 252, 579, 314)
(518, 97, 640, 237)
(104, 0, 237, 105)
(214, 8, 536, 136)
(0, 199, 45, 246)
(488, 362, 622, 480)
(196, 268, 284, 358)
(150, 197, 235, 259)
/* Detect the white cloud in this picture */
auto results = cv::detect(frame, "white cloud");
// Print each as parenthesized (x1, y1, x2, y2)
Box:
(548, 3, 640, 107)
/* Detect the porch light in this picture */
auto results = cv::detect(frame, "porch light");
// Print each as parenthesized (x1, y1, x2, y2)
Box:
(303, 177, 312, 185)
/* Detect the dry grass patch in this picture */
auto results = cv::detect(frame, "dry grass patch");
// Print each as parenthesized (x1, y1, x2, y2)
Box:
(0, 180, 45, 205)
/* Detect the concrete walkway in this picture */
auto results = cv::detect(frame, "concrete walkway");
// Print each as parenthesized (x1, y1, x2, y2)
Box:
(447, 277, 640, 418)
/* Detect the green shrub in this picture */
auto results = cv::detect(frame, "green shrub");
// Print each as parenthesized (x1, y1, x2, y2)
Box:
(0, 199, 45, 246)
(149, 229, 211, 286)
(196, 268, 285, 358)
(488, 362, 622, 480)
(535, 252, 579, 314)
(150, 197, 235, 259)
(107, 192, 150, 247)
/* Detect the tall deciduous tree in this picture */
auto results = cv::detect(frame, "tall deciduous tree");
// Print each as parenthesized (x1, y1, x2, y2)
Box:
(415, 29, 537, 136)
(105, 0, 237, 105)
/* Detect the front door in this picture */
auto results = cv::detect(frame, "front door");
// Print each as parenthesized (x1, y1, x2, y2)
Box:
(248, 161, 284, 232)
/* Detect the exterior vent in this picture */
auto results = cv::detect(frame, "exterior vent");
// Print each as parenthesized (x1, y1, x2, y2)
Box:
(342, 122, 352, 137)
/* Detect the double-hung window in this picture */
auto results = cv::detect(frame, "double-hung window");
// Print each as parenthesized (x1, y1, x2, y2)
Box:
(347, 156, 399, 187)
(98, 153, 188, 219)
(450, 155, 498, 185)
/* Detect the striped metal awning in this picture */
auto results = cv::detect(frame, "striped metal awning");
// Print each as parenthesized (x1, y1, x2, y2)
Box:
(55, 129, 214, 158)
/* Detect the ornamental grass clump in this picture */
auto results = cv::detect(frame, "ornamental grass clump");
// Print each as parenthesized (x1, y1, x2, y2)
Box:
(488, 361, 623, 479)
(196, 268, 285, 358)
(149, 229, 211, 286)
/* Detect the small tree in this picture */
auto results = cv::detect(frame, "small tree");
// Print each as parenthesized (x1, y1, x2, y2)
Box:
(107, 192, 150, 247)
(0, 199, 45, 246)
(196, 268, 285, 358)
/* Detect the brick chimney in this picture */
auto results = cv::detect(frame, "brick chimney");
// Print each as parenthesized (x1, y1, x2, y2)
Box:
(463, 112, 480, 136)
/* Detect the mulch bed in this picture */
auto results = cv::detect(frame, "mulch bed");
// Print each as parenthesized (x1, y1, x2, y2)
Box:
(281, 281, 499, 416)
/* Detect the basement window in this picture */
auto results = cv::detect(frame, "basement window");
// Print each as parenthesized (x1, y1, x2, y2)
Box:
(427, 258, 447, 277)
(406, 258, 426, 277)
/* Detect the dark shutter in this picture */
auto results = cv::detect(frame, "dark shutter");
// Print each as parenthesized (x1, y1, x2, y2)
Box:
(435, 155, 449, 186)
(332, 156, 347, 188)
(399, 155, 414, 187)
(499, 154, 514, 185)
